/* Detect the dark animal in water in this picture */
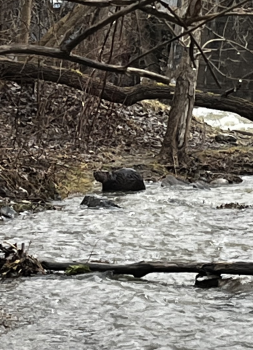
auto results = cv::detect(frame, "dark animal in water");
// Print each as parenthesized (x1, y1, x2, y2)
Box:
(94, 168, 146, 192)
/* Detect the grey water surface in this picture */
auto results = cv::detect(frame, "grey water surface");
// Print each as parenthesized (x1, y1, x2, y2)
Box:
(1, 177, 253, 350)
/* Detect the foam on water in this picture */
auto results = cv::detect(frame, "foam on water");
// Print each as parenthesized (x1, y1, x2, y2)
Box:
(193, 107, 253, 132)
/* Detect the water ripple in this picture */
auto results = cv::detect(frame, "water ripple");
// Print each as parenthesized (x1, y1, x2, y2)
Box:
(1, 177, 253, 349)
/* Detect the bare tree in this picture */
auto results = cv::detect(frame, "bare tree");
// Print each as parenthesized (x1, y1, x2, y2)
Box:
(159, 0, 203, 165)
(0, 0, 253, 159)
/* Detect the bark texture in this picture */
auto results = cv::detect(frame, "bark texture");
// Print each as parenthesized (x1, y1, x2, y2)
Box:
(41, 260, 253, 278)
(159, 0, 202, 165)
(159, 53, 198, 165)
(18, 0, 33, 44)
(0, 59, 252, 120)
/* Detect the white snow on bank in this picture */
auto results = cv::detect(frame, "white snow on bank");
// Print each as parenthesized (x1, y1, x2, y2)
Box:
(193, 107, 253, 132)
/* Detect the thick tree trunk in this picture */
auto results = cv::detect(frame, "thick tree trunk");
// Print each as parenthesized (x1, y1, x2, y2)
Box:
(41, 259, 253, 278)
(39, 4, 91, 48)
(159, 0, 202, 165)
(41, 259, 253, 287)
(159, 52, 198, 165)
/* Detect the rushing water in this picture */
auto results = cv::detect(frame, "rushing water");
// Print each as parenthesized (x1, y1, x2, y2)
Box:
(1, 176, 253, 349)
(194, 107, 253, 132)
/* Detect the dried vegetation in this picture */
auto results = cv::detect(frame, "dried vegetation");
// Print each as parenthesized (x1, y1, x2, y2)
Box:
(0, 241, 45, 278)
(0, 80, 170, 204)
(0, 80, 253, 210)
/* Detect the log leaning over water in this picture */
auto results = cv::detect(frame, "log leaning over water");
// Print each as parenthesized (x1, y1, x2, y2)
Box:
(1, 59, 253, 121)
(41, 260, 253, 278)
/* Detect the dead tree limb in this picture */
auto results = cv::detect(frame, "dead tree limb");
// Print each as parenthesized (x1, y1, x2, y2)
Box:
(65, 0, 140, 6)
(61, 0, 155, 53)
(127, 0, 251, 69)
(1, 59, 253, 121)
(41, 260, 253, 278)
(0, 46, 170, 84)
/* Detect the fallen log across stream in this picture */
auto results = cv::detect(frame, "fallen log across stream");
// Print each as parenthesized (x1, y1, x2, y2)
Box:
(41, 260, 253, 288)
(41, 260, 253, 277)
(1, 241, 253, 288)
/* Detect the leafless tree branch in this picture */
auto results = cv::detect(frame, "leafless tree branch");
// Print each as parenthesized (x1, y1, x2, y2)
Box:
(0, 45, 171, 84)
(126, 0, 251, 69)
(186, 0, 253, 25)
(1, 58, 253, 120)
(63, 0, 137, 6)
(60, 0, 155, 53)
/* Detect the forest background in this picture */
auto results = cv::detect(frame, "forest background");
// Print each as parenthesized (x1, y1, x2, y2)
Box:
(0, 0, 253, 208)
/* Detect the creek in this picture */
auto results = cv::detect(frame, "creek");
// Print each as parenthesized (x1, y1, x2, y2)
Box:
(1, 177, 253, 350)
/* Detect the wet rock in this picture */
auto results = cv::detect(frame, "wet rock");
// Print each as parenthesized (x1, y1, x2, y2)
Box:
(195, 274, 221, 288)
(215, 134, 237, 144)
(224, 174, 243, 184)
(0, 187, 8, 198)
(192, 180, 211, 190)
(210, 178, 229, 185)
(80, 195, 120, 208)
(197, 171, 242, 185)
(161, 175, 189, 187)
(94, 168, 145, 192)
(0, 206, 18, 219)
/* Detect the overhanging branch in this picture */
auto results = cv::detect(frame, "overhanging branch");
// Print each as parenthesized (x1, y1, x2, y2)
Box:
(127, 0, 252, 68)
(0, 45, 171, 84)
(63, 0, 137, 5)
(1, 59, 253, 121)
(61, 0, 155, 53)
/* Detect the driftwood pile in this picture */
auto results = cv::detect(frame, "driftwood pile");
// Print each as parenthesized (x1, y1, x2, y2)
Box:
(1, 242, 253, 288)
(0, 242, 45, 278)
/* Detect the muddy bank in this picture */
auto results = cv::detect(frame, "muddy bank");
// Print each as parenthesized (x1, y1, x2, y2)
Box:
(0, 81, 252, 212)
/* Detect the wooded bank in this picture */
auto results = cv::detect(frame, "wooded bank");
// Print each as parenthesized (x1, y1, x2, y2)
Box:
(1, 59, 253, 121)
(41, 260, 253, 278)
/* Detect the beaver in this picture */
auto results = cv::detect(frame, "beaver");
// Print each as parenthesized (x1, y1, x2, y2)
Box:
(94, 168, 145, 192)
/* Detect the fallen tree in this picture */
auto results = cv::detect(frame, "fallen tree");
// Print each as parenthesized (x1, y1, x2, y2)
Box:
(41, 260, 253, 277)
(1, 58, 253, 121)
(1, 243, 253, 288)
(2, 0, 253, 166)
(41, 259, 253, 288)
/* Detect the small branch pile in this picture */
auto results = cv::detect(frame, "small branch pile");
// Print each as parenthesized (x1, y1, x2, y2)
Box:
(0, 242, 45, 278)
(217, 203, 252, 210)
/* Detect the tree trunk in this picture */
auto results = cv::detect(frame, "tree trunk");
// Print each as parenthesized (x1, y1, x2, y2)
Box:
(1, 58, 253, 120)
(18, 0, 33, 44)
(159, 51, 199, 165)
(159, 0, 202, 165)
(41, 259, 253, 288)
(41, 259, 253, 278)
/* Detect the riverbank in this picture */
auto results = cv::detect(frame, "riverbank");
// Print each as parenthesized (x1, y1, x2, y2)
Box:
(0, 81, 253, 212)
